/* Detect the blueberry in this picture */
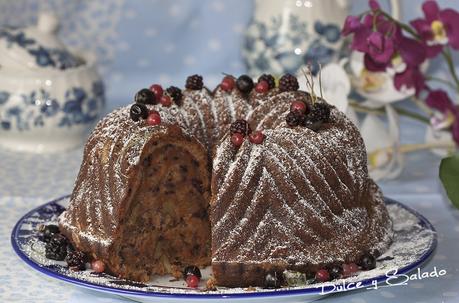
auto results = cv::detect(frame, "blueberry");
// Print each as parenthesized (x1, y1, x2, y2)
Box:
(130, 103, 148, 122)
(236, 75, 254, 93)
(359, 254, 376, 270)
(328, 265, 343, 280)
(135, 88, 156, 105)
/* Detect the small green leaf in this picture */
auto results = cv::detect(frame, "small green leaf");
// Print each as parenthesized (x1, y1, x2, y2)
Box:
(439, 153, 459, 209)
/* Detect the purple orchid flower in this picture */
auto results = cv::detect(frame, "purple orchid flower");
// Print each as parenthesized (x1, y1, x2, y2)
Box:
(426, 90, 459, 144)
(395, 34, 427, 67)
(410, 0, 459, 57)
(367, 31, 395, 64)
(426, 89, 457, 113)
(342, 16, 361, 36)
(369, 0, 381, 11)
(394, 67, 426, 96)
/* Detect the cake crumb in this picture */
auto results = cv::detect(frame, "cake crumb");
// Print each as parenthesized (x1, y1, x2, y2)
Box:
(206, 277, 217, 291)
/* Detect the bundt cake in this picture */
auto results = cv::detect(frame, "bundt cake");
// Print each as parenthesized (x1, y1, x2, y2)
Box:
(58, 73, 393, 287)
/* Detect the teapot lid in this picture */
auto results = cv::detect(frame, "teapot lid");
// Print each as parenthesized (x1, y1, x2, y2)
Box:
(0, 12, 84, 71)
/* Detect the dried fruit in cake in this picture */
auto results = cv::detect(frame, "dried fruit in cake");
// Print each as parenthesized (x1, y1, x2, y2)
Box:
(38, 224, 60, 243)
(186, 74, 204, 90)
(130, 103, 149, 122)
(257, 74, 276, 89)
(279, 73, 299, 92)
(45, 234, 69, 261)
(66, 250, 87, 271)
(230, 119, 251, 136)
(166, 86, 183, 106)
(236, 75, 254, 93)
(135, 88, 156, 105)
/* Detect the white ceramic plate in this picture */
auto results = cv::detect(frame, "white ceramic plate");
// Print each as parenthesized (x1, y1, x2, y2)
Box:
(11, 196, 436, 303)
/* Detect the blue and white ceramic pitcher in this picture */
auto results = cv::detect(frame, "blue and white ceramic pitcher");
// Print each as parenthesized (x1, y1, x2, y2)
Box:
(0, 13, 105, 153)
(242, 0, 400, 77)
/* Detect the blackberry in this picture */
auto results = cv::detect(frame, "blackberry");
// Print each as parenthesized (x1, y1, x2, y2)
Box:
(66, 251, 87, 271)
(183, 265, 202, 280)
(236, 75, 254, 93)
(135, 88, 156, 105)
(279, 73, 299, 92)
(186, 74, 203, 90)
(359, 253, 376, 270)
(45, 234, 69, 261)
(264, 272, 281, 289)
(309, 102, 330, 123)
(230, 119, 252, 136)
(258, 74, 276, 89)
(328, 265, 343, 280)
(130, 103, 149, 122)
(166, 86, 183, 106)
(286, 111, 303, 127)
(38, 224, 60, 243)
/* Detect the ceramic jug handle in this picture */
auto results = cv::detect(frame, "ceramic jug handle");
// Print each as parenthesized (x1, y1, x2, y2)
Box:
(389, 0, 401, 20)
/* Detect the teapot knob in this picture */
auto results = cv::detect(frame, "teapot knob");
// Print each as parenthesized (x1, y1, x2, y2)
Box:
(37, 12, 59, 34)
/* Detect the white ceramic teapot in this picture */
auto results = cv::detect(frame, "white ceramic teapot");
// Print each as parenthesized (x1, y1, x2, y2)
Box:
(0, 13, 105, 153)
(242, 0, 400, 77)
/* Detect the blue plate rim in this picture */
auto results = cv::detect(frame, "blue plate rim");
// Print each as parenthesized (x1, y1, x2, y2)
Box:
(11, 195, 437, 300)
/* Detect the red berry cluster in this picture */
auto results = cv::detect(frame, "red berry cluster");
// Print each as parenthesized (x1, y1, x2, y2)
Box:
(315, 262, 360, 282)
(230, 120, 264, 147)
(313, 253, 376, 283)
(150, 84, 173, 107)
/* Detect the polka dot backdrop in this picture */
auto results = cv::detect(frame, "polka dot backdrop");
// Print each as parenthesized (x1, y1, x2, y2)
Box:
(1, 0, 459, 302)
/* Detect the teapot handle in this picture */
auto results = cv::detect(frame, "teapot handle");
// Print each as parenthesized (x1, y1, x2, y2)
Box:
(389, 0, 401, 20)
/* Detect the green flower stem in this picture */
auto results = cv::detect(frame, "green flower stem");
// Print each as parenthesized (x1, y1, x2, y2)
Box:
(426, 76, 457, 90)
(349, 100, 431, 124)
(373, 142, 456, 155)
(442, 47, 459, 91)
